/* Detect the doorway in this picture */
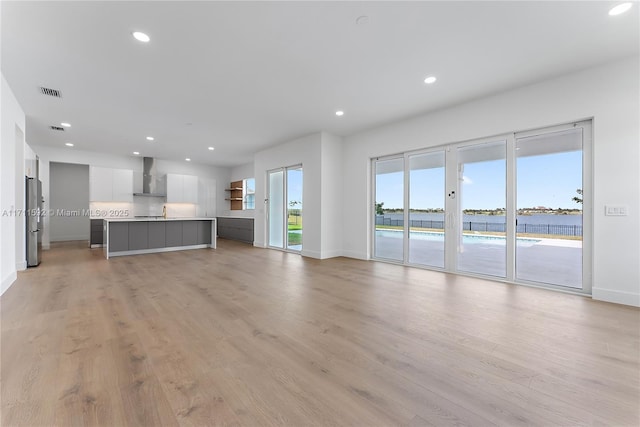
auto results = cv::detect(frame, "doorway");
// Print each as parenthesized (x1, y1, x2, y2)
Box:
(268, 165, 303, 252)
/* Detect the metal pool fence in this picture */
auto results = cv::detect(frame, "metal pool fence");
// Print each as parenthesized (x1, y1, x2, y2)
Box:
(375, 216, 582, 237)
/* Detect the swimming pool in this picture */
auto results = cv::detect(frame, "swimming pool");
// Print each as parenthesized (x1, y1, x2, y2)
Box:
(376, 229, 541, 246)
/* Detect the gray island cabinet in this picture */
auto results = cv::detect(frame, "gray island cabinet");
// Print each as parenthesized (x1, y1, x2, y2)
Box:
(103, 218, 216, 259)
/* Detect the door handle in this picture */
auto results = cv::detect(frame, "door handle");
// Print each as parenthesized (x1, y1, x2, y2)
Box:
(30, 229, 40, 233)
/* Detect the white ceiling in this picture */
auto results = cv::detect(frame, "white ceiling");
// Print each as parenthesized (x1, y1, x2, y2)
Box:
(2, 1, 638, 167)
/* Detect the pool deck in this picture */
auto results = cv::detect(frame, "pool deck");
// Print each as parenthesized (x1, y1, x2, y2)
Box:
(375, 231, 582, 289)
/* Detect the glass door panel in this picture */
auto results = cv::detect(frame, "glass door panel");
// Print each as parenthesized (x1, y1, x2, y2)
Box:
(268, 170, 284, 248)
(456, 141, 507, 277)
(286, 167, 303, 251)
(516, 129, 583, 288)
(374, 157, 404, 261)
(408, 151, 445, 268)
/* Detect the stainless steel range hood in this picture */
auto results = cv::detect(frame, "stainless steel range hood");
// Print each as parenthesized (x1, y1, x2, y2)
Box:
(133, 157, 167, 197)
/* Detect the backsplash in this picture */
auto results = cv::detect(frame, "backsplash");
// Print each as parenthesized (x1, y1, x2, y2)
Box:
(90, 199, 197, 219)
(164, 203, 197, 218)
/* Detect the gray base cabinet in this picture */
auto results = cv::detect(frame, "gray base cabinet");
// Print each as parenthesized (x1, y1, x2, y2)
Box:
(183, 221, 198, 246)
(109, 223, 129, 252)
(90, 219, 104, 246)
(129, 222, 149, 250)
(217, 217, 254, 244)
(166, 222, 182, 247)
(106, 219, 214, 257)
(148, 222, 166, 249)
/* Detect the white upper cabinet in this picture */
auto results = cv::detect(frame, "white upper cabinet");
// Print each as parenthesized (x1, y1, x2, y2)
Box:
(166, 173, 198, 204)
(90, 166, 133, 202)
(197, 177, 216, 217)
(112, 169, 134, 202)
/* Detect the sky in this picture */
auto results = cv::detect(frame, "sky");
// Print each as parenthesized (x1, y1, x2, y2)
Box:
(376, 151, 582, 210)
(287, 168, 303, 207)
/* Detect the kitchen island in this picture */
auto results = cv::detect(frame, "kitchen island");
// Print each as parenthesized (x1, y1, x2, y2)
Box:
(103, 217, 216, 259)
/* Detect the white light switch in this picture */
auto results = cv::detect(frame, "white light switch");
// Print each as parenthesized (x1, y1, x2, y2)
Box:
(605, 205, 628, 216)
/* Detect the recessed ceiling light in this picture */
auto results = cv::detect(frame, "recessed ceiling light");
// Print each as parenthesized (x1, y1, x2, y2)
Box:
(133, 151, 140, 155)
(60, 122, 71, 127)
(185, 158, 191, 162)
(424, 76, 437, 84)
(208, 147, 215, 151)
(146, 136, 154, 141)
(132, 31, 150, 42)
(335, 111, 344, 116)
(65, 142, 74, 147)
(356, 15, 369, 25)
(609, 2, 632, 16)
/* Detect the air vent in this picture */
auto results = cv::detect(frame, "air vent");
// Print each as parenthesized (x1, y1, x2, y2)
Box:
(38, 86, 62, 98)
(49, 126, 65, 131)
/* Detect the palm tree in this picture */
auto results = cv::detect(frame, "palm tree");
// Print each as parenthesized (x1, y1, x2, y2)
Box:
(572, 189, 583, 204)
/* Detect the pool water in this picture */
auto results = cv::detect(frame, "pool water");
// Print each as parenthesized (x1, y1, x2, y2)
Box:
(376, 229, 540, 247)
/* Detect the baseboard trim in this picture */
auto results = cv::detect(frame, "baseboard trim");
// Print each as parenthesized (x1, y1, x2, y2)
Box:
(16, 260, 27, 271)
(1, 271, 18, 296)
(340, 250, 368, 260)
(319, 250, 343, 259)
(301, 249, 322, 259)
(50, 235, 90, 242)
(592, 288, 640, 307)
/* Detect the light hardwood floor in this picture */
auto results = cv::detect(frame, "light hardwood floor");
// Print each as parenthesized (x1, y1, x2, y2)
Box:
(1, 240, 639, 426)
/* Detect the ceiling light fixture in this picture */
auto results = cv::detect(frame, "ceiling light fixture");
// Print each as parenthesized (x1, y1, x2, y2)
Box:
(335, 110, 344, 116)
(424, 76, 437, 84)
(60, 122, 71, 127)
(65, 142, 74, 147)
(356, 15, 369, 25)
(133, 151, 140, 155)
(609, 2, 632, 15)
(208, 147, 215, 151)
(132, 31, 150, 42)
(185, 158, 191, 162)
(146, 136, 154, 141)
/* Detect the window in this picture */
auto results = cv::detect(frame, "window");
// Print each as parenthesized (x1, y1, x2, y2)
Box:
(244, 178, 255, 210)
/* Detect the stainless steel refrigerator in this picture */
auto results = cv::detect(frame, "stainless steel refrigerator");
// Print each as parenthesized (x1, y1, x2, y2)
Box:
(26, 177, 43, 267)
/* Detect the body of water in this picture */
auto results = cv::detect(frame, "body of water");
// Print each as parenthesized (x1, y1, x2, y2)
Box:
(381, 213, 581, 225)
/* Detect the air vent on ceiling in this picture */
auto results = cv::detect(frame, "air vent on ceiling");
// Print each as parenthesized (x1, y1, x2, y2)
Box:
(38, 86, 62, 98)
(49, 126, 65, 131)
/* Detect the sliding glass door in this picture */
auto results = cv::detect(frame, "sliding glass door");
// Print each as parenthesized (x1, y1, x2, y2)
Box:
(408, 151, 445, 268)
(268, 166, 303, 252)
(373, 157, 404, 261)
(456, 141, 507, 277)
(516, 128, 584, 288)
(371, 121, 591, 293)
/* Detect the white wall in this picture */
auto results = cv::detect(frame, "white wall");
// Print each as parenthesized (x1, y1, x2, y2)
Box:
(1, 73, 27, 295)
(49, 162, 89, 242)
(342, 57, 640, 307)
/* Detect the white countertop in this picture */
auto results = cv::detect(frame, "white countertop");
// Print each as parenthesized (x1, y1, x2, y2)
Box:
(103, 217, 216, 222)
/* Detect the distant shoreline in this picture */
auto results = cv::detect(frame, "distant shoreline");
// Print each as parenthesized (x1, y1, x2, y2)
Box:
(381, 209, 582, 215)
